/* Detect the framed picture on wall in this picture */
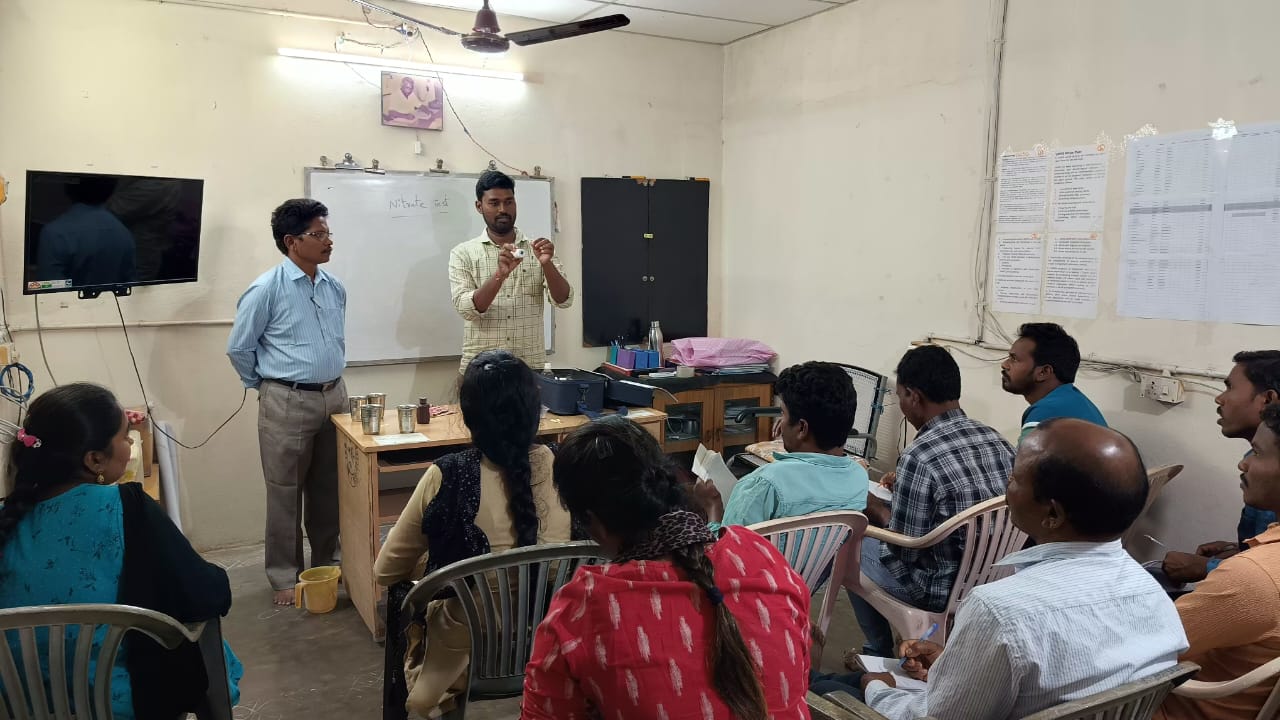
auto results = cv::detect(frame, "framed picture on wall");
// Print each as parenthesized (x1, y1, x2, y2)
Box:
(380, 71, 444, 130)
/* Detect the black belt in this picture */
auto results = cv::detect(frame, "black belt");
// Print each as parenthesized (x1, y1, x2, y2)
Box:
(266, 378, 341, 392)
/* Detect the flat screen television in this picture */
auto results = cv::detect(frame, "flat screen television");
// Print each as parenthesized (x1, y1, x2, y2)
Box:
(23, 170, 204, 297)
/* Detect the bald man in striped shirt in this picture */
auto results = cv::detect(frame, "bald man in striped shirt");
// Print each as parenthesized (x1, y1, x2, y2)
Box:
(863, 420, 1186, 720)
(228, 198, 347, 606)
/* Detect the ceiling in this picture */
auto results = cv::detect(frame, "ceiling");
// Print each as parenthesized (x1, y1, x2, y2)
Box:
(401, 0, 855, 45)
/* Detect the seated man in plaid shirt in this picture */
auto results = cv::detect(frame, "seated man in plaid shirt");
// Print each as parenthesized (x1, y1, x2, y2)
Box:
(856, 345, 1015, 656)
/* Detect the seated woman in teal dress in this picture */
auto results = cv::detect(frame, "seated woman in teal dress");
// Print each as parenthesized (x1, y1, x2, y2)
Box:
(0, 383, 243, 719)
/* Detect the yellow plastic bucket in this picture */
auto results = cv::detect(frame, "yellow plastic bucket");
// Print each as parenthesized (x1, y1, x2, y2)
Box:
(295, 566, 342, 614)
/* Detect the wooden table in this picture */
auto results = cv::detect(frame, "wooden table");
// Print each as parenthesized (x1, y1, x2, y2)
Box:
(333, 406, 668, 640)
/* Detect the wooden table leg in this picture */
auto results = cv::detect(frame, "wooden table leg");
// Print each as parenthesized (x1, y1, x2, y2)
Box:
(338, 433, 381, 640)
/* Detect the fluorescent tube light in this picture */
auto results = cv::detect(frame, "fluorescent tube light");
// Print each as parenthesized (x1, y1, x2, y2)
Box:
(277, 47, 524, 82)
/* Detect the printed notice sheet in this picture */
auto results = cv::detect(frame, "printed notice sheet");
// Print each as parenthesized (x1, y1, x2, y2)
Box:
(1043, 235, 1102, 319)
(1050, 146, 1109, 232)
(996, 152, 1050, 232)
(1119, 124, 1280, 325)
(993, 235, 1043, 314)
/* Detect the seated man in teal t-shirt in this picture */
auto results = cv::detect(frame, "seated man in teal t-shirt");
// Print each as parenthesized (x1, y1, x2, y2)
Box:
(1001, 322, 1106, 441)
(697, 361, 869, 528)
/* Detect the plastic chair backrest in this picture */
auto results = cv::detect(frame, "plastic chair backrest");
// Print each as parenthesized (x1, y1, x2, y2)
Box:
(943, 496, 1028, 619)
(835, 364, 888, 459)
(1122, 464, 1184, 550)
(1019, 661, 1199, 720)
(749, 511, 869, 592)
(0, 604, 200, 720)
(1174, 655, 1280, 720)
(1143, 464, 1184, 512)
(401, 543, 608, 704)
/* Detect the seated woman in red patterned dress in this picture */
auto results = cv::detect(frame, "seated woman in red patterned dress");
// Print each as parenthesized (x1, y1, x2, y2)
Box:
(522, 417, 814, 720)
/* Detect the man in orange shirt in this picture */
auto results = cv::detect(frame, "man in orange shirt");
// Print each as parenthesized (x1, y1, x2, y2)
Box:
(1163, 350, 1280, 582)
(1159, 403, 1280, 720)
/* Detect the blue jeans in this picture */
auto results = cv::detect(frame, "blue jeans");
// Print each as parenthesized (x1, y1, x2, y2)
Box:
(850, 537, 919, 657)
(810, 669, 865, 700)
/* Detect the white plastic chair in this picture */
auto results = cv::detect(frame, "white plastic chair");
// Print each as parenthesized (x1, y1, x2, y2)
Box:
(808, 691, 928, 720)
(748, 511, 869, 642)
(815, 663, 1198, 720)
(0, 604, 232, 720)
(1171, 656, 1280, 720)
(1021, 661, 1199, 719)
(1122, 463, 1185, 550)
(385, 542, 608, 720)
(846, 495, 1026, 646)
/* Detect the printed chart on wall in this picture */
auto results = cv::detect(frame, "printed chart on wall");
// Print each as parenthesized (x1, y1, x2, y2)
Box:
(994, 145, 1108, 318)
(1118, 123, 1280, 326)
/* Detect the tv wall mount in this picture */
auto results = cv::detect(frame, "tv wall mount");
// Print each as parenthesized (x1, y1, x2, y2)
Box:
(78, 286, 132, 300)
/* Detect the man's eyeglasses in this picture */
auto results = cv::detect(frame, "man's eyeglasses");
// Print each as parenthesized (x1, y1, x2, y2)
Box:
(297, 231, 334, 241)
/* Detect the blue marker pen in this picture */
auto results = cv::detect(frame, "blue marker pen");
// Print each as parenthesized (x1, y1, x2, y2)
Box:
(900, 622, 939, 668)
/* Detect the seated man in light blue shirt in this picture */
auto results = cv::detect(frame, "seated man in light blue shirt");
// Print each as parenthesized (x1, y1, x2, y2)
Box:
(1001, 322, 1106, 441)
(859, 419, 1187, 720)
(698, 361, 869, 529)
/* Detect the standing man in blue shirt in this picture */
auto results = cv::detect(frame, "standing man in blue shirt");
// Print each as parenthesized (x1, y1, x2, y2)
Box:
(697, 361, 869, 529)
(227, 199, 348, 606)
(1163, 350, 1280, 583)
(1001, 322, 1106, 441)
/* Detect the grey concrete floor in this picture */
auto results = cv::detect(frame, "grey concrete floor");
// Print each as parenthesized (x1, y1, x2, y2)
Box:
(206, 544, 866, 719)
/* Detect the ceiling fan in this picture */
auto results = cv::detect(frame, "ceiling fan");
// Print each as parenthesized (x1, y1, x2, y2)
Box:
(348, 0, 630, 54)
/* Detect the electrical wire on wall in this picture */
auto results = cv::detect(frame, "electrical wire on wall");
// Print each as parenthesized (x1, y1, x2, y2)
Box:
(935, 337, 1225, 399)
(0, 288, 10, 344)
(32, 298, 58, 387)
(415, 32, 528, 175)
(113, 297, 246, 450)
(954, 0, 1225, 396)
(355, 6, 528, 174)
(970, 0, 1012, 347)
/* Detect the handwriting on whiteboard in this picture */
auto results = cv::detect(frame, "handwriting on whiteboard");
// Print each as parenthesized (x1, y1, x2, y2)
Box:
(388, 194, 450, 217)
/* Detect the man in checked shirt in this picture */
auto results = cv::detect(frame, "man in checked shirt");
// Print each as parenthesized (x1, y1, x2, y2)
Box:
(855, 344, 1015, 657)
(447, 170, 573, 373)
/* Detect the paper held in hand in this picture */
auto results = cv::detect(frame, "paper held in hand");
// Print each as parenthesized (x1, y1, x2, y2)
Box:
(856, 655, 929, 691)
(693, 444, 738, 501)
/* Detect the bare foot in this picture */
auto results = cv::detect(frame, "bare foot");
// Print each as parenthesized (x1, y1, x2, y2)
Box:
(273, 588, 295, 606)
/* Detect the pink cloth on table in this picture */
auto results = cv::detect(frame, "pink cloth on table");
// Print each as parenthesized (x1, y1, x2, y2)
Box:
(669, 337, 776, 368)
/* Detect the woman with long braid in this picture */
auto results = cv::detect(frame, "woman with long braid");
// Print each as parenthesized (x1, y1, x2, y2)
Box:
(0, 383, 242, 719)
(375, 349, 571, 717)
(523, 417, 813, 720)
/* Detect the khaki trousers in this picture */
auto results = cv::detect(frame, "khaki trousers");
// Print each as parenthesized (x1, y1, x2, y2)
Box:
(257, 379, 346, 591)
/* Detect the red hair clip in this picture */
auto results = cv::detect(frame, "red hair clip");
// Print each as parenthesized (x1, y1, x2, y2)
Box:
(16, 429, 41, 448)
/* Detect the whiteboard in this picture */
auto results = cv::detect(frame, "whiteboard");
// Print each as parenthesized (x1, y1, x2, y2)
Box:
(305, 169, 555, 364)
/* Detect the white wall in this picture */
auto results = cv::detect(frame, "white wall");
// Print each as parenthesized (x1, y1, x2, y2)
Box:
(9, 0, 1276, 556)
(723, 0, 1280, 555)
(0, 0, 723, 549)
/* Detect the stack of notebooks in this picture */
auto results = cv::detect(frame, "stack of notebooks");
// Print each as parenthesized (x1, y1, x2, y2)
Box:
(704, 363, 772, 375)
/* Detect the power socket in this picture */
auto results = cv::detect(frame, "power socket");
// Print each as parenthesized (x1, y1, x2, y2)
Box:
(1139, 373, 1185, 404)
(0, 343, 16, 366)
